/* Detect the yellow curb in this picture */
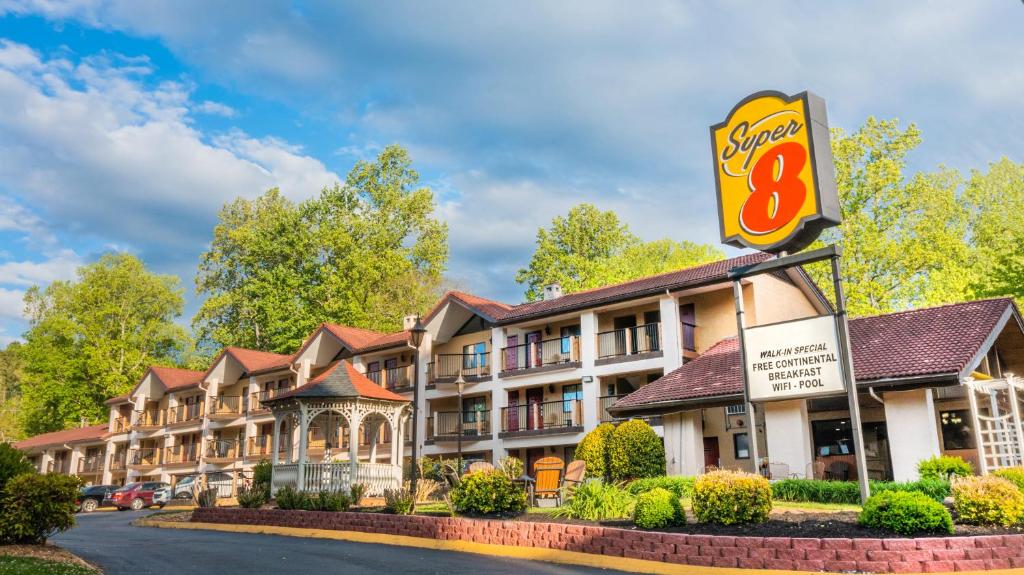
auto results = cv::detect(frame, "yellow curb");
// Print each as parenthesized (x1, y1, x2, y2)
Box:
(135, 519, 1024, 575)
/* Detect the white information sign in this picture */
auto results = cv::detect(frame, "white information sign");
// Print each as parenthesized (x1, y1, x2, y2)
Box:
(744, 314, 846, 402)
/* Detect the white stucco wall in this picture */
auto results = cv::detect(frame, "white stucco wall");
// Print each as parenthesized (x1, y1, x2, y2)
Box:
(663, 410, 704, 476)
(764, 399, 814, 478)
(883, 388, 942, 481)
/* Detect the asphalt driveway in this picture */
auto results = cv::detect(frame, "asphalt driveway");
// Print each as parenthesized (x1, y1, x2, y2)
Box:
(54, 511, 633, 575)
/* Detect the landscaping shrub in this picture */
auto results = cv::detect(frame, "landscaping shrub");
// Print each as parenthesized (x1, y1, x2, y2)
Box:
(349, 483, 368, 505)
(607, 420, 665, 481)
(918, 455, 972, 481)
(691, 470, 771, 525)
(873, 479, 951, 502)
(0, 443, 35, 493)
(858, 491, 953, 535)
(383, 486, 415, 515)
(992, 467, 1024, 492)
(274, 486, 311, 510)
(196, 487, 218, 508)
(626, 476, 694, 499)
(252, 459, 272, 489)
(310, 489, 351, 512)
(551, 480, 636, 521)
(497, 456, 524, 481)
(0, 473, 80, 544)
(952, 475, 1024, 526)
(633, 487, 684, 529)
(236, 485, 268, 509)
(419, 456, 458, 482)
(576, 422, 615, 480)
(450, 470, 526, 516)
(770, 478, 951, 505)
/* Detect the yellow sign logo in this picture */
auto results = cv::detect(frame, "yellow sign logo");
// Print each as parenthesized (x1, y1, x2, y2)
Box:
(711, 91, 840, 253)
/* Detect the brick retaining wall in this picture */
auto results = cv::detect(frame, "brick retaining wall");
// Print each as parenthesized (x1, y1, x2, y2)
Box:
(191, 508, 1024, 573)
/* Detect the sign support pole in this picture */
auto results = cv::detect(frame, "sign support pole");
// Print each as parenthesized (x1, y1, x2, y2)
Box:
(830, 253, 870, 504)
(732, 279, 761, 473)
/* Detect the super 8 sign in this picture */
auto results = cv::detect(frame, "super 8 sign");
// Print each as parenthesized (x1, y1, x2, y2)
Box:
(711, 91, 841, 253)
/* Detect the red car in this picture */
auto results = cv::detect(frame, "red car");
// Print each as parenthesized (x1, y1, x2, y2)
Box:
(110, 481, 168, 511)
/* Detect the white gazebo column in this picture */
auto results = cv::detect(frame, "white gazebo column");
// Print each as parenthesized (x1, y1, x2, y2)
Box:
(764, 400, 814, 479)
(367, 421, 380, 464)
(348, 412, 361, 486)
(663, 410, 704, 476)
(297, 405, 308, 489)
(884, 388, 942, 481)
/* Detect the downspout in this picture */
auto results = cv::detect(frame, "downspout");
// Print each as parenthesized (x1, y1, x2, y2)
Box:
(868, 387, 884, 405)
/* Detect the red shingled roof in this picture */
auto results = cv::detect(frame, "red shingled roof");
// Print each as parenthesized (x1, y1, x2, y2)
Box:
(267, 360, 408, 403)
(358, 330, 411, 353)
(323, 324, 386, 350)
(613, 298, 1018, 413)
(424, 290, 513, 324)
(14, 423, 108, 450)
(224, 346, 292, 373)
(150, 366, 204, 391)
(497, 253, 773, 324)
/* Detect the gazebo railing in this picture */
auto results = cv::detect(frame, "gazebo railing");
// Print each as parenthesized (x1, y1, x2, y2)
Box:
(356, 462, 402, 495)
(301, 463, 351, 492)
(272, 462, 400, 496)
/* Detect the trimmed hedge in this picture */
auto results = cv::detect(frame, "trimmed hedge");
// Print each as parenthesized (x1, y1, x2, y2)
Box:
(626, 476, 695, 499)
(952, 475, 1024, 527)
(607, 420, 665, 481)
(0, 443, 34, 493)
(918, 455, 972, 481)
(692, 470, 772, 525)
(450, 470, 527, 516)
(576, 423, 615, 481)
(633, 487, 685, 529)
(770, 478, 951, 504)
(858, 490, 953, 535)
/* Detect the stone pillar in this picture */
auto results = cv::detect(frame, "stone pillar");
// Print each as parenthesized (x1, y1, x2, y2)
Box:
(764, 400, 814, 479)
(580, 311, 599, 432)
(663, 410, 704, 476)
(884, 388, 942, 481)
(658, 295, 682, 373)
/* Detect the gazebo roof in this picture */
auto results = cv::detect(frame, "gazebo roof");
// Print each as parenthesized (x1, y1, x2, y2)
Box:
(264, 360, 409, 404)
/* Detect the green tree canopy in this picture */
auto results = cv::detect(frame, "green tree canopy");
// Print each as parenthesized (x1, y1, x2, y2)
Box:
(194, 145, 449, 354)
(515, 203, 723, 301)
(961, 158, 1024, 304)
(19, 254, 189, 435)
(0, 343, 23, 441)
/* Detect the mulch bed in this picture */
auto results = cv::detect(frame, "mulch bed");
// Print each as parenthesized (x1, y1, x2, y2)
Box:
(0, 544, 100, 572)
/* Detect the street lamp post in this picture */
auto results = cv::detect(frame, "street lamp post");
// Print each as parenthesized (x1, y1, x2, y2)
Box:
(408, 316, 427, 497)
(453, 372, 466, 471)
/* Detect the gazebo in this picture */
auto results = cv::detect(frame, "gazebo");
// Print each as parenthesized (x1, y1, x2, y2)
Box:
(262, 360, 410, 496)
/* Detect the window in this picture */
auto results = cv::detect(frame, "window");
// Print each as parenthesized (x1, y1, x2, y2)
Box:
(463, 342, 487, 369)
(733, 433, 751, 459)
(812, 419, 855, 456)
(463, 396, 487, 424)
(562, 384, 582, 413)
(940, 410, 975, 450)
(560, 325, 581, 354)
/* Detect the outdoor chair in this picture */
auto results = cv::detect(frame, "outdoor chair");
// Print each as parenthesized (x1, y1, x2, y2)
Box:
(561, 460, 586, 498)
(768, 461, 790, 480)
(810, 460, 827, 480)
(532, 457, 565, 506)
(467, 461, 494, 474)
(827, 461, 851, 481)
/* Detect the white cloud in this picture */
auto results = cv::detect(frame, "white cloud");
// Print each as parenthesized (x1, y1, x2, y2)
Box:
(195, 100, 236, 117)
(0, 287, 24, 320)
(0, 249, 81, 287)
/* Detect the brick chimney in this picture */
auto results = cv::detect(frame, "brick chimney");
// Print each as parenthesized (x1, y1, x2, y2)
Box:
(542, 283, 563, 301)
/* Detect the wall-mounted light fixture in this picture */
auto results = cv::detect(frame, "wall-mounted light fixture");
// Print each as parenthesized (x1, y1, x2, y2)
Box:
(581, 376, 594, 384)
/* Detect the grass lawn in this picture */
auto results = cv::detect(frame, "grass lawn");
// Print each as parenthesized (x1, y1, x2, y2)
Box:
(771, 500, 862, 513)
(0, 556, 97, 575)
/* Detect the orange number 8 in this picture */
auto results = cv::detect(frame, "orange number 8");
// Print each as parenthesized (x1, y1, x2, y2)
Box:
(740, 141, 807, 235)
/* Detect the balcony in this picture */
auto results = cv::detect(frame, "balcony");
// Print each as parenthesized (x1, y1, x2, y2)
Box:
(245, 436, 284, 461)
(134, 409, 164, 431)
(596, 322, 662, 364)
(109, 452, 128, 472)
(77, 455, 104, 475)
(500, 336, 580, 376)
(164, 444, 200, 466)
(128, 447, 161, 469)
(205, 439, 242, 463)
(208, 395, 244, 420)
(427, 410, 491, 442)
(109, 417, 132, 434)
(166, 403, 205, 428)
(46, 459, 70, 474)
(366, 364, 414, 392)
(600, 395, 662, 426)
(249, 387, 293, 414)
(499, 399, 583, 438)
(427, 353, 490, 387)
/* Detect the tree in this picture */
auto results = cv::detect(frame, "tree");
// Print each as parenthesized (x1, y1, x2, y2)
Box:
(960, 158, 1024, 306)
(807, 118, 969, 316)
(19, 253, 189, 435)
(0, 344, 23, 441)
(194, 145, 449, 354)
(515, 203, 723, 301)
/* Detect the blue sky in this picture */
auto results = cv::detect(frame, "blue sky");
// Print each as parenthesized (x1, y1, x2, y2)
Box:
(0, 1, 1022, 346)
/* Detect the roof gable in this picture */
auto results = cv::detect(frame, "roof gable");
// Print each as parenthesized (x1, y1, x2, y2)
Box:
(266, 360, 408, 403)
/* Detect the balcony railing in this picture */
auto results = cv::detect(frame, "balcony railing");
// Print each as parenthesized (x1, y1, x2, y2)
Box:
(427, 353, 491, 382)
(129, 447, 161, 467)
(134, 409, 163, 429)
(600, 394, 663, 426)
(249, 387, 292, 413)
(166, 402, 205, 425)
(366, 364, 414, 391)
(246, 436, 284, 460)
(164, 443, 201, 465)
(205, 439, 242, 461)
(427, 410, 491, 440)
(109, 451, 128, 471)
(208, 395, 244, 418)
(500, 399, 583, 436)
(77, 455, 104, 474)
(597, 322, 661, 359)
(110, 417, 132, 434)
(501, 336, 580, 373)
(46, 459, 70, 474)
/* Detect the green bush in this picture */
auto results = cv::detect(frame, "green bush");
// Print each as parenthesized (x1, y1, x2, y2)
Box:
(237, 485, 268, 509)
(992, 467, 1024, 492)
(551, 480, 636, 521)
(497, 456, 524, 481)
(309, 489, 351, 512)
(918, 455, 972, 481)
(873, 479, 951, 502)
(627, 476, 695, 499)
(383, 486, 415, 515)
(450, 470, 526, 516)
(769, 478, 951, 505)
(952, 475, 1024, 526)
(274, 486, 311, 510)
(858, 491, 953, 535)
(692, 470, 772, 525)
(0, 473, 80, 544)
(633, 487, 685, 529)
(576, 423, 615, 480)
(349, 483, 368, 505)
(608, 420, 665, 481)
(252, 459, 272, 489)
(0, 443, 35, 493)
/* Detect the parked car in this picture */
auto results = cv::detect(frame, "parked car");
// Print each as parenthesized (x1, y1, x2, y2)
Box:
(172, 472, 233, 499)
(76, 484, 118, 513)
(110, 481, 169, 511)
(152, 486, 171, 507)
